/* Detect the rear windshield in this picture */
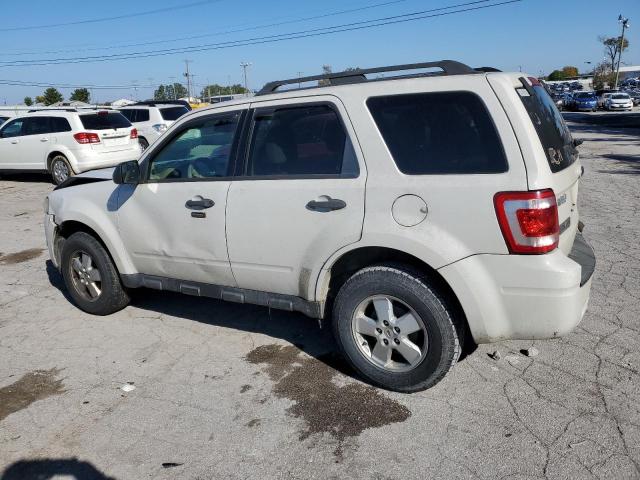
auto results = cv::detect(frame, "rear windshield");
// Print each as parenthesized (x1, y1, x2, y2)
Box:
(160, 106, 188, 121)
(518, 83, 577, 173)
(80, 112, 131, 130)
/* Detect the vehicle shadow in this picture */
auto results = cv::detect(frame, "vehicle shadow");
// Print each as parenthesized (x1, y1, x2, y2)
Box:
(597, 153, 640, 175)
(45, 261, 476, 383)
(0, 172, 52, 184)
(1, 458, 116, 480)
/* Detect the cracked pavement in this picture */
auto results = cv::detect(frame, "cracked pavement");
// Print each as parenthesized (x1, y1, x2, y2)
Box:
(0, 115, 639, 479)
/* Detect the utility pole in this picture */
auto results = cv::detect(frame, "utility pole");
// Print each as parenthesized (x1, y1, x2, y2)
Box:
(614, 15, 630, 89)
(297, 71, 304, 88)
(183, 60, 193, 101)
(240, 62, 252, 96)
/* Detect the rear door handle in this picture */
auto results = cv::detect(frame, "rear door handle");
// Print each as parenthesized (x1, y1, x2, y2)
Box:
(185, 195, 215, 210)
(306, 197, 347, 212)
(40, 138, 49, 142)
(10, 140, 18, 144)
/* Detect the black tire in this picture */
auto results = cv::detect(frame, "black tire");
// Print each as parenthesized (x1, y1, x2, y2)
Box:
(139, 138, 149, 151)
(61, 232, 130, 315)
(332, 265, 460, 393)
(50, 154, 73, 185)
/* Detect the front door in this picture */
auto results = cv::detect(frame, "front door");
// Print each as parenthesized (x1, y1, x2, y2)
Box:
(226, 98, 366, 299)
(117, 110, 245, 286)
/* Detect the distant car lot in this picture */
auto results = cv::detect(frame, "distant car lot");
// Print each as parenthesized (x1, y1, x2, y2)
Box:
(0, 112, 639, 479)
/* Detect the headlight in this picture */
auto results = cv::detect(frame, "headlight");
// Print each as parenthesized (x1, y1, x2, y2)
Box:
(43, 196, 49, 214)
(152, 123, 168, 133)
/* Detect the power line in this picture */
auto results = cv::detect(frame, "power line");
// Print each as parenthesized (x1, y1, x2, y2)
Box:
(0, 0, 412, 56)
(0, 0, 520, 67)
(0, 0, 223, 32)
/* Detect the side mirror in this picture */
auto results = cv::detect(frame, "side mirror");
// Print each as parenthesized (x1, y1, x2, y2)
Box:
(113, 160, 140, 185)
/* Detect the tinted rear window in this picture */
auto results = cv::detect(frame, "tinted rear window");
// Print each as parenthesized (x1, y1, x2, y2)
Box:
(518, 83, 577, 173)
(367, 91, 507, 174)
(80, 112, 131, 130)
(160, 106, 188, 121)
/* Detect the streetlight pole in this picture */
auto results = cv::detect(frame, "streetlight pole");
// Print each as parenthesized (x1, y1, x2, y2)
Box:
(240, 62, 252, 96)
(614, 15, 630, 89)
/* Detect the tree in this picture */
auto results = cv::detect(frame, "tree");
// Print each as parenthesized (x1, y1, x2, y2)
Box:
(153, 85, 167, 101)
(600, 35, 630, 71)
(41, 87, 63, 106)
(200, 83, 248, 99)
(561, 66, 579, 78)
(319, 65, 332, 86)
(70, 88, 90, 103)
(547, 70, 566, 81)
(23, 96, 33, 106)
(155, 83, 188, 100)
(35, 95, 45, 104)
(593, 61, 615, 90)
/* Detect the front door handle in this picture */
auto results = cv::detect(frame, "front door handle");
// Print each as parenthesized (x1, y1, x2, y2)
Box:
(306, 197, 347, 212)
(185, 195, 215, 210)
(40, 137, 49, 142)
(10, 140, 18, 144)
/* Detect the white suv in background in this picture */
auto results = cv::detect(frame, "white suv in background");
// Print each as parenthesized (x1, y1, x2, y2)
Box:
(44, 61, 595, 392)
(118, 103, 189, 150)
(0, 109, 141, 184)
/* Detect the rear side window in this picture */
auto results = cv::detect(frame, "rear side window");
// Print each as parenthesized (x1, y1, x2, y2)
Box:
(247, 104, 358, 177)
(518, 82, 577, 173)
(80, 112, 131, 130)
(160, 106, 188, 121)
(24, 117, 51, 135)
(367, 92, 508, 175)
(51, 117, 71, 133)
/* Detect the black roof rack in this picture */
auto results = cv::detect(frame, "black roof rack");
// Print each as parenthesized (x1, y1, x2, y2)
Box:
(131, 100, 192, 111)
(257, 60, 480, 96)
(475, 66, 502, 72)
(28, 108, 77, 113)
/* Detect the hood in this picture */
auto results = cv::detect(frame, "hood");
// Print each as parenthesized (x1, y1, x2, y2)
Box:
(54, 167, 115, 190)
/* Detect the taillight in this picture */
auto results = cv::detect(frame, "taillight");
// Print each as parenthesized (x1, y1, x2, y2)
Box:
(73, 132, 100, 144)
(494, 189, 559, 254)
(130, 128, 138, 139)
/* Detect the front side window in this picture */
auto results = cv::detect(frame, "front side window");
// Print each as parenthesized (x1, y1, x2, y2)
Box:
(247, 104, 358, 177)
(367, 92, 508, 175)
(0, 118, 25, 138)
(148, 112, 241, 181)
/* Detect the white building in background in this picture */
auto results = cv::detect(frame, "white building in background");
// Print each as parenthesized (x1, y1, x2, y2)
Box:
(619, 65, 640, 81)
(110, 98, 136, 107)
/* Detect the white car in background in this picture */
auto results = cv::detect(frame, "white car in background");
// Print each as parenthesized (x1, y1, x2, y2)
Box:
(604, 93, 634, 111)
(0, 109, 141, 184)
(118, 103, 189, 150)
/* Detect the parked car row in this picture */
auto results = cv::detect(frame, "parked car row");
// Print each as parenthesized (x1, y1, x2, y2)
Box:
(0, 103, 189, 183)
(554, 88, 635, 112)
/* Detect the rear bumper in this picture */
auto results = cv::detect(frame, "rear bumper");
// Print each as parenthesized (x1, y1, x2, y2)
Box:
(70, 147, 141, 173)
(439, 233, 595, 343)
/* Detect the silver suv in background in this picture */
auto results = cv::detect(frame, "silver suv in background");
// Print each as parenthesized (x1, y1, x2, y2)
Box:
(44, 61, 595, 392)
(118, 103, 189, 150)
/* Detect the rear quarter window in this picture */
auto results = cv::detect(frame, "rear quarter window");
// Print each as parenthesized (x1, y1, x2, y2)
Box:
(518, 82, 577, 173)
(160, 107, 188, 121)
(80, 112, 131, 130)
(367, 91, 508, 175)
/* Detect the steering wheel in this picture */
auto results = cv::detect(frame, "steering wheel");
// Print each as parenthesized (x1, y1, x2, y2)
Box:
(188, 157, 219, 178)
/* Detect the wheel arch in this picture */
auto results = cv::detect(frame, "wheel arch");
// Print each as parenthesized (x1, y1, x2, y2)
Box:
(320, 246, 469, 331)
(46, 148, 77, 173)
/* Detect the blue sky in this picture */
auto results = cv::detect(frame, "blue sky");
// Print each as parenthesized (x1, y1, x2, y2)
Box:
(0, 0, 637, 104)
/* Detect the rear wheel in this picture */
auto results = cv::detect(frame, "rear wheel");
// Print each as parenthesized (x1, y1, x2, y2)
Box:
(332, 265, 460, 392)
(61, 232, 130, 315)
(50, 155, 73, 185)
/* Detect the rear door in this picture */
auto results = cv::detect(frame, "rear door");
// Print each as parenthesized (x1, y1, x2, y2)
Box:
(225, 96, 366, 299)
(78, 112, 135, 153)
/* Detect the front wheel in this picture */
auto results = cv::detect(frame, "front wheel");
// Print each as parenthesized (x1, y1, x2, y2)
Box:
(61, 232, 130, 315)
(332, 265, 461, 392)
(50, 155, 73, 185)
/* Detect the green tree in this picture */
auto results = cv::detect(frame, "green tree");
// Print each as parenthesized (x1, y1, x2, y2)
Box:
(600, 35, 630, 71)
(41, 87, 63, 106)
(23, 96, 33, 106)
(593, 61, 615, 90)
(200, 84, 248, 98)
(69, 88, 90, 103)
(153, 85, 167, 101)
(561, 66, 579, 78)
(35, 95, 45, 104)
(155, 83, 188, 100)
(547, 70, 566, 81)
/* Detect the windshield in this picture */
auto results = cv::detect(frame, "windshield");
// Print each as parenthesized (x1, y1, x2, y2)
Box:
(575, 92, 595, 99)
(612, 94, 630, 100)
(80, 112, 131, 130)
(518, 82, 577, 173)
(160, 106, 188, 121)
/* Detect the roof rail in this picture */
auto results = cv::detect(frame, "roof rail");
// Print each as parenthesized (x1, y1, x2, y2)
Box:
(131, 100, 192, 111)
(475, 66, 502, 72)
(257, 60, 478, 96)
(28, 108, 77, 113)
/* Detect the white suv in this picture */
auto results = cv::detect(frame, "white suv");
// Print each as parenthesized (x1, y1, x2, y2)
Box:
(44, 61, 595, 392)
(0, 109, 141, 184)
(118, 103, 189, 150)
